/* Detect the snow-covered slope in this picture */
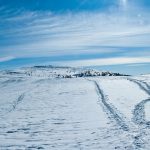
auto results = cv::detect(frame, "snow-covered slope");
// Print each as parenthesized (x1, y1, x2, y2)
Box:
(0, 66, 150, 150)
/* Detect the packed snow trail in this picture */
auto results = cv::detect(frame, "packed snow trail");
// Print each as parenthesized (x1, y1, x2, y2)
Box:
(87, 79, 129, 131)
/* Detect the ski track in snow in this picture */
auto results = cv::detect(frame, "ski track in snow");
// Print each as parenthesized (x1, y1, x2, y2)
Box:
(8, 93, 25, 113)
(126, 78, 150, 149)
(127, 78, 150, 127)
(87, 79, 129, 131)
(87, 77, 150, 150)
(127, 78, 150, 95)
(0, 78, 38, 117)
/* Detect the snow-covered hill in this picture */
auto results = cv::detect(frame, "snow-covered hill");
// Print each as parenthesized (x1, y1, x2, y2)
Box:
(1, 65, 129, 78)
(0, 66, 150, 150)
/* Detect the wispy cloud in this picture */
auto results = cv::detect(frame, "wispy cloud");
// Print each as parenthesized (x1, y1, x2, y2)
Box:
(0, 2, 150, 73)
(1, 10, 150, 56)
(0, 56, 15, 63)
(51, 56, 150, 67)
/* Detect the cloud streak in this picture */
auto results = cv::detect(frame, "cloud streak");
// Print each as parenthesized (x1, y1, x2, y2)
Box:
(60, 56, 150, 67)
(1, 10, 150, 57)
(0, 56, 15, 63)
(0, 1, 150, 74)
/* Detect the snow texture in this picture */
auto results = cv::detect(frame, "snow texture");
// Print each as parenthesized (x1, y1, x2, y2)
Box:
(0, 66, 150, 150)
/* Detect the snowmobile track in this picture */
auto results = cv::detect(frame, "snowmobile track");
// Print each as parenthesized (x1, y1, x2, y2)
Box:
(88, 79, 129, 131)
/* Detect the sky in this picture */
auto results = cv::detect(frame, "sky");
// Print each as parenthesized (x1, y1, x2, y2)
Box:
(0, 0, 150, 75)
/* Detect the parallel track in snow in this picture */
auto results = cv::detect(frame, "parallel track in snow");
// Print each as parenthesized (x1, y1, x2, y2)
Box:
(126, 78, 150, 149)
(127, 78, 150, 95)
(88, 78, 150, 149)
(87, 79, 129, 131)
(127, 78, 150, 127)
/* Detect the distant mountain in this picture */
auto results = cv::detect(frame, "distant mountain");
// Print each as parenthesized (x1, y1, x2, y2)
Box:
(1, 65, 130, 78)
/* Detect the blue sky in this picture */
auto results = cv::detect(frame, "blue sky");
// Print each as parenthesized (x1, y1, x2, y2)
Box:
(0, 0, 150, 74)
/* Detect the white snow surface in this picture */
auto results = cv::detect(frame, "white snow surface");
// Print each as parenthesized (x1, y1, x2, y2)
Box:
(0, 67, 150, 150)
